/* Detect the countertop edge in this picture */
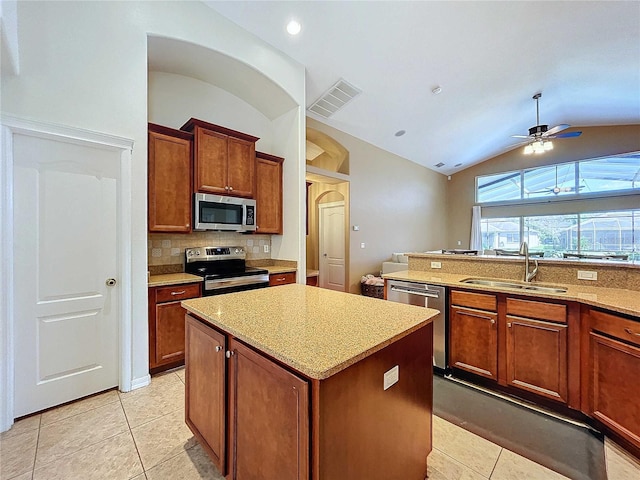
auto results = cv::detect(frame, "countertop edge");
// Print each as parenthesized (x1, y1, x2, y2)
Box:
(383, 270, 639, 318)
(148, 273, 203, 288)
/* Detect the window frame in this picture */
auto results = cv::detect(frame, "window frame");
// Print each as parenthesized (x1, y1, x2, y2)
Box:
(475, 151, 640, 206)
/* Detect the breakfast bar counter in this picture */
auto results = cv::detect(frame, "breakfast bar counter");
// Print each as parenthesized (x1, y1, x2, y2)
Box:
(182, 284, 437, 480)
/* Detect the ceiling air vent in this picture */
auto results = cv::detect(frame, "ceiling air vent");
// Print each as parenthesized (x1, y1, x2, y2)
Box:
(308, 79, 362, 118)
(434, 162, 445, 168)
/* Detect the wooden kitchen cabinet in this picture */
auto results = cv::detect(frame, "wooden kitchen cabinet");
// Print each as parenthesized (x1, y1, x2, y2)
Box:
(147, 123, 193, 233)
(586, 308, 640, 452)
(148, 282, 201, 372)
(185, 314, 309, 479)
(505, 297, 568, 402)
(449, 291, 498, 380)
(450, 290, 575, 406)
(255, 151, 284, 234)
(181, 118, 258, 198)
(228, 338, 309, 480)
(269, 271, 296, 286)
(185, 315, 227, 473)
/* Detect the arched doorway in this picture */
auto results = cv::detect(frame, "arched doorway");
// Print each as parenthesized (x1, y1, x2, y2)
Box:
(305, 128, 350, 292)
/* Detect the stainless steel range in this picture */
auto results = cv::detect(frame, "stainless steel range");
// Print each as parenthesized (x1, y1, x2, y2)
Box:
(184, 246, 269, 296)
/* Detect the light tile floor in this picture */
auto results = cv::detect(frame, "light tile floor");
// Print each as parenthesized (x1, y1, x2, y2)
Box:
(1, 367, 639, 480)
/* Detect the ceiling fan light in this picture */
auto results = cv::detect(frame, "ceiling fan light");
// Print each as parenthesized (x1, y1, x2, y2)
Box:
(532, 140, 546, 154)
(524, 144, 534, 155)
(544, 140, 554, 151)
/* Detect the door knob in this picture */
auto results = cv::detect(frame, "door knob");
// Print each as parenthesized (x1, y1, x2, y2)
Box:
(106, 278, 117, 287)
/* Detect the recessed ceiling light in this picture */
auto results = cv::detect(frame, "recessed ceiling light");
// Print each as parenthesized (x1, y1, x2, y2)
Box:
(395, 130, 406, 137)
(286, 20, 301, 35)
(431, 86, 442, 95)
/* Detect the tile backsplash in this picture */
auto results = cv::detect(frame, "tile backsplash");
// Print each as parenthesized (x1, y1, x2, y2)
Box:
(148, 232, 272, 267)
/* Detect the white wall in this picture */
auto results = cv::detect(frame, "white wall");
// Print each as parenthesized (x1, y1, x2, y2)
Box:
(148, 72, 275, 153)
(306, 118, 448, 292)
(1, 0, 305, 409)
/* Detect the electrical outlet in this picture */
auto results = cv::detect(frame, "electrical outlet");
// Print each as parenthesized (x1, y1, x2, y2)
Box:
(577, 270, 598, 281)
(360, 242, 366, 249)
(263, 245, 269, 253)
(431, 261, 442, 269)
(383, 365, 399, 390)
(457, 240, 462, 246)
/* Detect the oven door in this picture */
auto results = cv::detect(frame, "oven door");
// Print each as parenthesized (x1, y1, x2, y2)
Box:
(194, 193, 256, 232)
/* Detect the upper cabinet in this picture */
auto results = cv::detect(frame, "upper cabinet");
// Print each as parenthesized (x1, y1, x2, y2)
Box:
(181, 118, 259, 198)
(148, 123, 193, 233)
(255, 151, 284, 234)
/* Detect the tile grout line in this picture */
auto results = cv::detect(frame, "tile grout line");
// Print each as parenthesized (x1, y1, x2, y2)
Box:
(119, 387, 147, 477)
(488, 447, 503, 479)
(30, 415, 42, 480)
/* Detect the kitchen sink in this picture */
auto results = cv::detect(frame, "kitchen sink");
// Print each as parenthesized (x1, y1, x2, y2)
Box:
(460, 278, 567, 294)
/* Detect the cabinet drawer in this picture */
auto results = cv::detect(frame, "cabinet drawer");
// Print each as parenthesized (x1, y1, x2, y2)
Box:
(451, 290, 497, 311)
(269, 272, 296, 287)
(591, 309, 640, 347)
(155, 283, 201, 303)
(506, 297, 567, 324)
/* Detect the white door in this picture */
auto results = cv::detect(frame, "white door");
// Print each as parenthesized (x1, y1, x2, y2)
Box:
(319, 202, 346, 291)
(13, 132, 120, 417)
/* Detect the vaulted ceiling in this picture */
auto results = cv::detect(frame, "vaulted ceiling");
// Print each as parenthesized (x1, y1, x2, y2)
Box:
(206, 1, 640, 175)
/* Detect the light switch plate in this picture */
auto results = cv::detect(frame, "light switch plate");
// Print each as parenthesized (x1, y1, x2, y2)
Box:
(383, 365, 399, 390)
(431, 261, 442, 269)
(263, 245, 269, 253)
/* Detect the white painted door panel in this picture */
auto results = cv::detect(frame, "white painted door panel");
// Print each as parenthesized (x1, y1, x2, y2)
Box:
(319, 203, 345, 291)
(13, 133, 119, 417)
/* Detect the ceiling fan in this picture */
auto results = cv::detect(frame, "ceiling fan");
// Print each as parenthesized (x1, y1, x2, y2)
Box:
(528, 164, 584, 195)
(512, 93, 582, 154)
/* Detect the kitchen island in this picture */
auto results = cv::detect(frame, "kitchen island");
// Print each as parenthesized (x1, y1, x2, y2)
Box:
(182, 284, 438, 480)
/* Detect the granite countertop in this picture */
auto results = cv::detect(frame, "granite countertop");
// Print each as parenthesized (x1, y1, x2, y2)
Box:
(383, 270, 640, 318)
(148, 273, 203, 287)
(264, 265, 297, 275)
(182, 284, 437, 380)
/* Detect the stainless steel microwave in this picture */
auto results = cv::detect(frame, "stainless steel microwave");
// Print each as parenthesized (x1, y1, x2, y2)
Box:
(193, 193, 257, 232)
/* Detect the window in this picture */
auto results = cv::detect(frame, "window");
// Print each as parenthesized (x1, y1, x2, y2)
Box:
(476, 152, 640, 204)
(480, 210, 640, 260)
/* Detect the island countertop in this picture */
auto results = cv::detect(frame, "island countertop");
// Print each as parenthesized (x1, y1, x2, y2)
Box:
(182, 284, 437, 380)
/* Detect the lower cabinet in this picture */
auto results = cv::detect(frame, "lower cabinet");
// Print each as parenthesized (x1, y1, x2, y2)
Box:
(586, 308, 640, 451)
(505, 297, 568, 403)
(449, 290, 498, 380)
(185, 314, 309, 479)
(185, 316, 227, 472)
(269, 271, 296, 286)
(449, 289, 572, 405)
(148, 282, 201, 372)
(228, 338, 309, 480)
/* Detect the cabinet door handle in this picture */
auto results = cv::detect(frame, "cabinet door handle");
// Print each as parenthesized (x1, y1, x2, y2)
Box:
(507, 322, 512, 328)
(171, 290, 186, 296)
(490, 319, 496, 325)
(229, 186, 234, 191)
(225, 186, 229, 190)
(225, 350, 235, 358)
(624, 328, 640, 337)
(215, 345, 223, 352)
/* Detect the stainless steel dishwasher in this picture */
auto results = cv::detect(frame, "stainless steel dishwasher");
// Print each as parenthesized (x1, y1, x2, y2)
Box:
(386, 279, 446, 370)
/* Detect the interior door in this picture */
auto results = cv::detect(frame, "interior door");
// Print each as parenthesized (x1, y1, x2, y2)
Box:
(319, 202, 345, 291)
(13, 132, 120, 417)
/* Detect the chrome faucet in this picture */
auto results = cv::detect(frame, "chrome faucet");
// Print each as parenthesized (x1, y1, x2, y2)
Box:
(519, 241, 539, 282)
